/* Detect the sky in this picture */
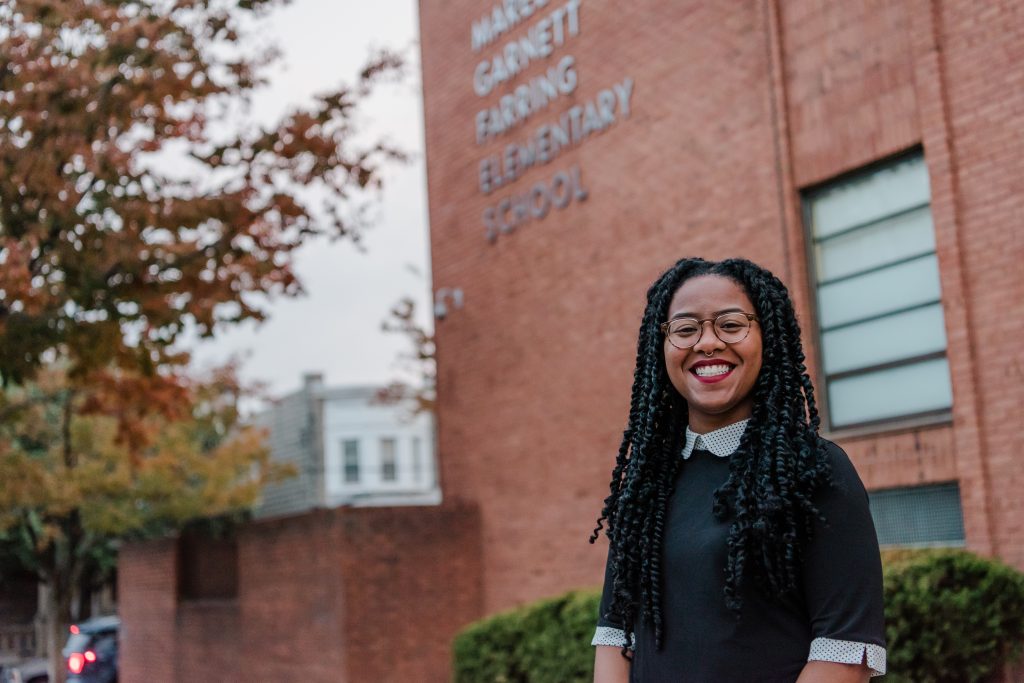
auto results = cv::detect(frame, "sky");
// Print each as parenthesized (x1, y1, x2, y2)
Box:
(189, 0, 433, 402)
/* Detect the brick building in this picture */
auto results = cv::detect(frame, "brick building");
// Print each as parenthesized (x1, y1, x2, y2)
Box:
(419, 0, 1023, 621)
(118, 1, 1024, 680)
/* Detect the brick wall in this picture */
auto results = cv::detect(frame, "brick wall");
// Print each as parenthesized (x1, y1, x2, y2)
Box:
(417, 0, 1024, 619)
(118, 503, 482, 682)
(928, 0, 1024, 569)
(118, 539, 178, 682)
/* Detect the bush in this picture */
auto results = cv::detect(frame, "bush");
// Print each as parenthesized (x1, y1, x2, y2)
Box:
(883, 549, 1024, 683)
(452, 590, 600, 683)
(453, 550, 1024, 682)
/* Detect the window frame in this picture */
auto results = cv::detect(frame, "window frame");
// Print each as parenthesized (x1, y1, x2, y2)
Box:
(342, 438, 360, 484)
(379, 437, 398, 483)
(800, 148, 953, 437)
(411, 436, 423, 483)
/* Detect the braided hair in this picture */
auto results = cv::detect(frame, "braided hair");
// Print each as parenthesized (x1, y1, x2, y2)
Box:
(590, 257, 832, 653)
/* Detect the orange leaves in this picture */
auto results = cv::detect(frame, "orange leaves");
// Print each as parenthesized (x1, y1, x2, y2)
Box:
(0, 362, 289, 545)
(0, 0, 405, 384)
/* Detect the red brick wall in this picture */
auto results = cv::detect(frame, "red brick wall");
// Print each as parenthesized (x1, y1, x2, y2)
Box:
(176, 603, 241, 683)
(236, 513, 346, 683)
(417, 0, 1024, 621)
(422, 0, 790, 615)
(334, 505, 485, 682)
(929, 0, 1024, 570)
(118, 539, 178, 683)
(118, 503, 482, 682)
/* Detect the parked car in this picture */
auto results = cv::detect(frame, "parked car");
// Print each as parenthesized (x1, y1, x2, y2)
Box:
(1, 657, 48, 683)
(62, 616, 118, 683)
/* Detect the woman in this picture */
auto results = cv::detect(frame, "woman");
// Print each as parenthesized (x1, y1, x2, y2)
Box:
(591, 258, 886, 682)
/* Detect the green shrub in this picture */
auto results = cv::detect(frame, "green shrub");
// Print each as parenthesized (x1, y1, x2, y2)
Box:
(883, 549, 1024, 683)
(452, 589, 600, 683)
(453, 550, 1024, 682)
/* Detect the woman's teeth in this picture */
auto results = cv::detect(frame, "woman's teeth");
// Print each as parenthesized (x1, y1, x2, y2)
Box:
(694, 364, 732, 377)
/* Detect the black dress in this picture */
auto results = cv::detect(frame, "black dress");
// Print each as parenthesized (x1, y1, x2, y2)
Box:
(594, 438, 886, 682)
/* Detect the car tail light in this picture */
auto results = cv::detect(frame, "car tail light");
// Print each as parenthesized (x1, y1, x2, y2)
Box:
(68, 652, 85, 674)
(70, 625, 80, 634)
(85, 650, 97, 663)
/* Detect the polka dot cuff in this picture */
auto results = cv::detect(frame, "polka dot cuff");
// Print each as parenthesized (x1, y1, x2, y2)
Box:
(808, 637, 886, 676)
(591, 626, 634, 649)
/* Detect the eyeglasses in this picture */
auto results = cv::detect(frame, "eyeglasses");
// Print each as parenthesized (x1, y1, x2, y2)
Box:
(659, 312, 759, 350)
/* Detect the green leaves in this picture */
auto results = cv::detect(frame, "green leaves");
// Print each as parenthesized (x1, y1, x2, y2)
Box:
(883, 549, 1024, 683)
(453, 590, 602, 683)
(0, 364, 292, 549)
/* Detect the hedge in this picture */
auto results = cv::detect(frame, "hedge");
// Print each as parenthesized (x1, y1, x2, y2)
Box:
(882, 549, 1024, 682)
(453, 549, 1024, 682)
(452, 590, 600, 682)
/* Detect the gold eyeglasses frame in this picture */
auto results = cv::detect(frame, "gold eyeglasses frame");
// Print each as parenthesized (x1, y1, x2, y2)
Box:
(659, 312, 759, 350)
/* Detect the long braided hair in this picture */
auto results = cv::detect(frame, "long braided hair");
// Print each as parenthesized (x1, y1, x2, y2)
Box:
(590, 257, 832, 653)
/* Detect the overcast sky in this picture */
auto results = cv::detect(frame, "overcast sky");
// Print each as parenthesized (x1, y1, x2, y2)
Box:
(190, 0, 433, 401)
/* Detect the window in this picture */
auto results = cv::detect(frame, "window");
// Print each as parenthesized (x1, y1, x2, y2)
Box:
(804, 153, 953, 429)
(342, 439, 360, 483)
(869, 483, 965, 547)
(411, 437, 423, 483)
(380, 437, 397, 482)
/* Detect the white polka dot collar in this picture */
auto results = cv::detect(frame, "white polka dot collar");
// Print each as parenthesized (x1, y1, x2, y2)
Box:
(681, 419, 749, 460)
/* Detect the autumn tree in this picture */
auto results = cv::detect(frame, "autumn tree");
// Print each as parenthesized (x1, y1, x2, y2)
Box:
(0, 0, 404, 679)
(0, 363, 290, 680)
(376, 296, 436, 416)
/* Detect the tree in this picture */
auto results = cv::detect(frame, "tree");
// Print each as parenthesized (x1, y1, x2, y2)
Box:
(0, 0, 404, 385)
(0, 363, 291, 681)
(376, 296, 436, 416)
(0, 1, 405, 680)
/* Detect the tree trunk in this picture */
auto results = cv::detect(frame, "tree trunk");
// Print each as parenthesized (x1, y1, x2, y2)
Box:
(43, 568, 73, 683)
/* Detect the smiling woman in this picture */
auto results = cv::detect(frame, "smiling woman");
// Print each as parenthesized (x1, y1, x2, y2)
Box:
(590, 258, 886, 683)
(661, 276, 764, 434)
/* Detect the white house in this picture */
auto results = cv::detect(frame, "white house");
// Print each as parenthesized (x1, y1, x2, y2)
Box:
(254, 374, 440, 519)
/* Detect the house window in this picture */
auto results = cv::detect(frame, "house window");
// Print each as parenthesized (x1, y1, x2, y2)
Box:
(411, 437, 423, 483)
(868, 483, 965, 547)
(342, 439, 360, 483)
(380, 438, 397, 482)
(804, 152, 953, 429)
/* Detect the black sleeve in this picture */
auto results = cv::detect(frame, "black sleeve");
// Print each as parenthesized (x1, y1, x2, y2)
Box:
(597, 542, 622, 628)
(593, 541, 632, 647)
(801, 441, 886, 655)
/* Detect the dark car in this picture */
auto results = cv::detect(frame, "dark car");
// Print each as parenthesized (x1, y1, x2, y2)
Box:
(1, 657, 48, 683)
(62, 616, 118, 683)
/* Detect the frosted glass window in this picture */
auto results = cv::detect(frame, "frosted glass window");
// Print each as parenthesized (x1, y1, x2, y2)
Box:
(821, 304, 948, 375)
(805, 153, 953, 428)
(828, 358, 953, 426)
(342, 440, 360, 483)
(817, 255, 941, 329)
(380, 437, 397, 482)
(811, 156, 930, 239)
(411, 437, 423, 483)
(815, 206, 936, 282)
(869, 483, 965, 547)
